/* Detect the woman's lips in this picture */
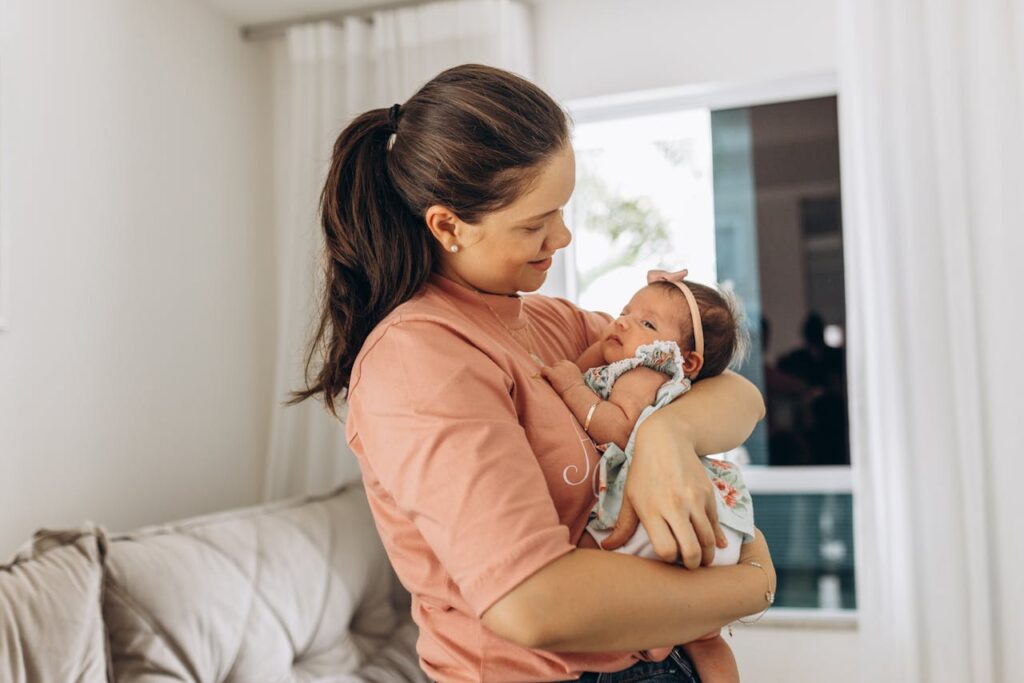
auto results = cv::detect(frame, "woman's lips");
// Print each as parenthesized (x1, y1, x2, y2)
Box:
(528, 257, 553, 271)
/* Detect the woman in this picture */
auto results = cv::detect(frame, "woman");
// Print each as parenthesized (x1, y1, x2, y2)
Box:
(290, 64, 774, 682)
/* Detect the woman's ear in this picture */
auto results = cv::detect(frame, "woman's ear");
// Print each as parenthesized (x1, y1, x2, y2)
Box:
(683, 352, 704, 379)
(425, 205, 460, 252)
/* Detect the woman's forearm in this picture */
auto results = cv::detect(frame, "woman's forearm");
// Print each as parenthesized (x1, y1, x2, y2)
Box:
(644, 370, 765, 456)
(483, 548, 769, 651)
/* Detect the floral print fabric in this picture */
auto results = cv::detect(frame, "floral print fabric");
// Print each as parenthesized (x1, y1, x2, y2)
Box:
(583, 341, 755, 542)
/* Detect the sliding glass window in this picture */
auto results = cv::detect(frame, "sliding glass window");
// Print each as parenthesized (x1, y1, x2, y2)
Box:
(566, 94, 854, 613)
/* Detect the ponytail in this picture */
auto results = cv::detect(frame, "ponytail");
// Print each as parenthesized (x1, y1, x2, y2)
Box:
(289, 64, 570, 416)
(286, 108, 435, 417)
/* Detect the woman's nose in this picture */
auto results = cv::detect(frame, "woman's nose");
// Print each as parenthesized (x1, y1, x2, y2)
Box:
(615, 317, 629, 330)
(546, 213, 572, 251)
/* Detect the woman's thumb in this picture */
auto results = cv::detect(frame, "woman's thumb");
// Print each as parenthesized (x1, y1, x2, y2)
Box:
(599, 499, 639, 550)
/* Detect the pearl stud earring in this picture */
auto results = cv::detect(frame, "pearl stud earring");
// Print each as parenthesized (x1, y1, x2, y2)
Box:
(450, 245, 459, 253)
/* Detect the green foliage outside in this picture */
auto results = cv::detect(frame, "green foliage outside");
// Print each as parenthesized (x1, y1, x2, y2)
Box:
(573, 149, 671, 296)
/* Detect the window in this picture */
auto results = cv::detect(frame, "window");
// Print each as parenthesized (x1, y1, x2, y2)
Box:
(559, 80, 855, 619)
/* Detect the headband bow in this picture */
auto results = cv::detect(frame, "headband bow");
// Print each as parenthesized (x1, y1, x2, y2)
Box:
(647, 268, 704, 374)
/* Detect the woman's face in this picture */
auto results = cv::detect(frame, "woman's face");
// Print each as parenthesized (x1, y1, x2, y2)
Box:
(433, 144, 576, 295)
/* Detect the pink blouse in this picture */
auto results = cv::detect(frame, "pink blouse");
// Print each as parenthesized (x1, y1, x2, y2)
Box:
(346, 274, 672, 682)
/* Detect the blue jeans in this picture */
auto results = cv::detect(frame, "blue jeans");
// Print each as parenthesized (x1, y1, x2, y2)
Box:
(562, 647, 701, 682)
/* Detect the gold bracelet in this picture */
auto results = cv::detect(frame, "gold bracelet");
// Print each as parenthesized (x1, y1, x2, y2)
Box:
(735, 561, 775, 627)
(583, 401, 601, 431)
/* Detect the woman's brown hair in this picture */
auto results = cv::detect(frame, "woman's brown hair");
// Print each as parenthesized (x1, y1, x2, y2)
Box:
(288, 64, 571, 416)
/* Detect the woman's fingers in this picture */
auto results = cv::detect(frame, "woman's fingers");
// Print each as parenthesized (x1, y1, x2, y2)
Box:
(646, 513, 697, 565)
(599, 497, 639, 550)
(689, 512, 719, 567)
(707, 495, 728, 549)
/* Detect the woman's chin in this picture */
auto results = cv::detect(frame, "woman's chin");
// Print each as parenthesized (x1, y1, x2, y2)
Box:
(516, 271, 547, 293)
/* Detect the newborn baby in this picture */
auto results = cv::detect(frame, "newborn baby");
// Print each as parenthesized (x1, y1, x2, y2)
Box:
(542, 269, 755, 683)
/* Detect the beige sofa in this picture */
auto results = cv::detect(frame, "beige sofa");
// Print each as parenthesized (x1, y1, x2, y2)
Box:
(0, 484, 427, 682)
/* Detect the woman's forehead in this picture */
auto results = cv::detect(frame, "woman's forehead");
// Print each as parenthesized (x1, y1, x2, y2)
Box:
(502, 145, 576, 221)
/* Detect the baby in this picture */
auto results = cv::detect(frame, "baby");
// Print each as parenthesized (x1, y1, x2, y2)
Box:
(542, 269, 755, 683)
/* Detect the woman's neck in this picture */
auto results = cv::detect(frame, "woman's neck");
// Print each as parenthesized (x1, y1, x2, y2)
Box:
(434, 267, 519, 297)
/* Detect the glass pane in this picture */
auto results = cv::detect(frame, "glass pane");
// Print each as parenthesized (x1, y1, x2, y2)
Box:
(752, 492, 857, 610)
(710, 107, 769, 465)
(711, 97, 850, 467)
(569, 110, 716, 314)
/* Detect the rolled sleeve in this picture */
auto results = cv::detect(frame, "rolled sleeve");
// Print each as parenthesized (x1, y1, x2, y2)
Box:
(348, 320, 576, 616)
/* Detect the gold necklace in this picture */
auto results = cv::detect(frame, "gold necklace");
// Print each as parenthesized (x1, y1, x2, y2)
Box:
(477, 292, 545, 369)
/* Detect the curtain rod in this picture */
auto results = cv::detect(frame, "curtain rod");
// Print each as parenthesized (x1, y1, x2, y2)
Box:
(240, 0, 429, 41)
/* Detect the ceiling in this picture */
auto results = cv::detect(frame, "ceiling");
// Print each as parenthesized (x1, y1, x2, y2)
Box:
(202, 0, 546, 26)
(200, 0, 403, 26)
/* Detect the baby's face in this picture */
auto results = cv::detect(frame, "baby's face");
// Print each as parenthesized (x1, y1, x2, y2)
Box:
(600, 285, 690, 363)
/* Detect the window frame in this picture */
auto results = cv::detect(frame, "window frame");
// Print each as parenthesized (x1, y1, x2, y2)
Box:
(564, 71, 859, 628)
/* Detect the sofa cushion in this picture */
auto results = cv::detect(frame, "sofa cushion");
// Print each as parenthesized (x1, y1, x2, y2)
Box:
(103, 484, 424, 682)
(0, 525, 111, 683)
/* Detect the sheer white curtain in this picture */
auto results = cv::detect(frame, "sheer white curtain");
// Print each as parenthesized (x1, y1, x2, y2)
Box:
(264, 0, 533, 501)
(838, 1, 1024, 681)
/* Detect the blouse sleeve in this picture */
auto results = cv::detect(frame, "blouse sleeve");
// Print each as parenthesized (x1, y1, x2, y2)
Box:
(550, 296, 613, 348)
(346, 319, 576, 617)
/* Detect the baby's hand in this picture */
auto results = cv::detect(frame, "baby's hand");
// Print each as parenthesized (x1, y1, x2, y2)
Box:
(541, 360, 585, 396)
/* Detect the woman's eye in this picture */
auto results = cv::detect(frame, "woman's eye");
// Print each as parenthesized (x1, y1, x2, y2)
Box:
(643, 320, 657, 330)
(523, 225, 544, 233)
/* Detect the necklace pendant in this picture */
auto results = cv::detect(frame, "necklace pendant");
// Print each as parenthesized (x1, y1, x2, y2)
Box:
(529, 351, 545, 366)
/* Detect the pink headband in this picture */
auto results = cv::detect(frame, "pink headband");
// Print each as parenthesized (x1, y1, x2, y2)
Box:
(647, 269, 704, 364)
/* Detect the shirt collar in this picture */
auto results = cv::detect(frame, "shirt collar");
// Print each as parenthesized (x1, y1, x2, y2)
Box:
(430, 273, 527, 330)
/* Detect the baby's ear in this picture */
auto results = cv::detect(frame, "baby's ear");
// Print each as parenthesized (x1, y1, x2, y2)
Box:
(683, 352, 704, 379)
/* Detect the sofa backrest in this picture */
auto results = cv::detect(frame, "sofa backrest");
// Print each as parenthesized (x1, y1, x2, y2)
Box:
(103, 484, 425, 682)
(0, 525, 111, 683)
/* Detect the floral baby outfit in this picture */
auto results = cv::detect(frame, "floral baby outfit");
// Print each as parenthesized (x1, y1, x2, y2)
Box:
(583, 340, 756, 545)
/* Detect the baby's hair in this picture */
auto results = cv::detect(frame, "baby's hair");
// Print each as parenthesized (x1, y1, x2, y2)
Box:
(650, 280, 750, 380)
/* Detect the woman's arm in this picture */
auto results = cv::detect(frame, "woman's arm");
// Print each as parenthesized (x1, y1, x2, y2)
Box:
(599, 371, 765, 566)
(650, 370, 766, 455)
(482, 529, 775, 651)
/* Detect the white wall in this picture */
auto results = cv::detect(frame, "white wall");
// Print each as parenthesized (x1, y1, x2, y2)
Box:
(532, 3, 857, 682)
(531, 0, 838, 102)
(0, 0, 275, 557)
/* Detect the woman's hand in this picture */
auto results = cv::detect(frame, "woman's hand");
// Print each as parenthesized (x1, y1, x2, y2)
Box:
(541, 360, 586, 396)
(600, 420, 727, 569)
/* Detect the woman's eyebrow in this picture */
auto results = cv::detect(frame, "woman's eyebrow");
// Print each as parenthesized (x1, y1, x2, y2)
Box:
(516, 207, 560, 224)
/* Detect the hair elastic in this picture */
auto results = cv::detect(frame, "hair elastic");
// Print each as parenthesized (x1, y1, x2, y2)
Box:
(386, 103, 401, 151)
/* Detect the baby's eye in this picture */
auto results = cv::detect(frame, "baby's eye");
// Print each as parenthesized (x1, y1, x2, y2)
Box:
(643, 320, 657, 330)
